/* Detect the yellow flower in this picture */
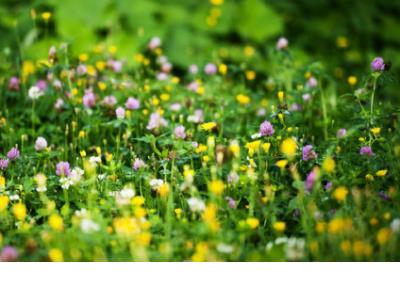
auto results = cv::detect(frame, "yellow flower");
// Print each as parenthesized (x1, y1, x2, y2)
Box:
(49, 214, 64, 231)
(13, 203, 27, 221)
(277, 91, 284, 102)
(236, 94, 250, 105)
(0, 176, 5, 189)
(333, 186, 348, 202)
(370, 127, 381, 135)
(195, 144, 208, 154)
(136, 232, 152, 246)
(219, 64, 227, 75)
(246, 217, 259, 229)
(210, 0, 224, 6)
(41, 12, 52, 22)
(98, 81, 107, 91)
(262, 142, 271, 153)
(79, 53, 88, 62)
(375, 169, 387, 177)
(280, 138, 297, 158)
(0, 195, 9, 211)
(365, 173, 374, 181)
(208, 180, 225, 196)
(376, 228, 391, 245)
(275, 159, 288, 169)
(200, 122, 217, 132)
(174, 208, 182, 219)
(48, 248, 64, 262)
(229, 141, 240, 157)
(347, 76, 357, 86)
(243, 45, 255, 57)
(160, 93, 170, 101)
(245, 70, 256, 81)
(336, 36, 348, 48)
(245, 140, 261, 157)
(322, 156, 335, 173)
(202, 204, 219, 232)
(273, 221, 286, 232)
(157, 183, 170, 198)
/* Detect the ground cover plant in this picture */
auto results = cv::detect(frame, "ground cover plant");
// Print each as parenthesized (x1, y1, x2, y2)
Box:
(0, 37, 399, 262)
(0, 2, 400, 262)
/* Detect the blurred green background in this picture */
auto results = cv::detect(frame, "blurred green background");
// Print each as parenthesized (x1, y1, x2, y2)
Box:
(0, 0, 399, 91)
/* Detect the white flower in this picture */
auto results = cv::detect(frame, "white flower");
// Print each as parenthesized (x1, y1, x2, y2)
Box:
(80, 218, 100, 233)
(70, 167, 84, 184)
(286, 238, 305, 261)
(35, 137, 48, 151)
(391, 219, 400, 233)
(187, 197, 206, 212)
(28, 86, 44, 100)
(149, 179, 164, 190)
(251, 133, 262, 139)
(36, 186, 47, 192)
(115, 187, 135, 206)
(89, 156, 101, 166)
(10, 194, 20, 201)
(60, 177, 73, 189)
(97, 174, 106, 180)
(216, 243, 234, 254)
(75, 208, 88, 218)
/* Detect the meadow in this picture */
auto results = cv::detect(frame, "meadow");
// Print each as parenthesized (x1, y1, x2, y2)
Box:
(0, 0, 399, 262)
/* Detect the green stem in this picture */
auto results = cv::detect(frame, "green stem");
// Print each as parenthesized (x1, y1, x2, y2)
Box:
(319, 79, 328, 139)
(370, 76, 378, 125)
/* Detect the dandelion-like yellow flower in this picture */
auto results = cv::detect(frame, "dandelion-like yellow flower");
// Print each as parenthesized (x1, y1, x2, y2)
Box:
(200, 122, 217, 132)
(370, 127, 381, 136)
(48, 248, 64, 262)
(41, 12, 52, 22)
(280, 138, 297, 158)
(0, 195, 9, 211)
(376, 228, 392, 245)
(273, 221, 286, 232)
(322, 156, 336, 173)
(236, 94, 250, 105)
(246, 217, 259, 229)
(13, 203, 27, 221)
(49, 214, 64, 231)
(375, 169, 387, 177)
(208, 180, 225, 196)
(333, 186, 348, 202)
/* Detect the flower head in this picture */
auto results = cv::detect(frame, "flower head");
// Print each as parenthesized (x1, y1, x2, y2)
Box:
(360, 146, 374, 157)
(56, 161, 71, 177)
(147, 112, 168, 130)
(0, 246, 19, 262)
(132, 158, 146, 171)
(7, 147, 20, 160)
(302, 145, 318, 161)
(125, 97, 140, 110)
(204, 63, 217, 75)
(0, 159, 9, 170)
(371, 57, 385, 72)
(82, 90, 96, 108)
(28, 86, 44, 100)
(276, 37, 288, 50)
(259, 120, 274, 136)
(35, 137, 48, 151)
(115, 107, 125, 119)
(174, 125, 186, 139)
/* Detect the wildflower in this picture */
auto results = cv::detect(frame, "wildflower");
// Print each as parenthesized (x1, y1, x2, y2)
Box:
(102, 96, 117, 107)
(276, 37, 288, 50)
(12, 203, 26, 221)
(227, 172, 239, 184)
(208, 180, 225, 196)
(56, 161, 71, 177)
(280, 137, 297, 158)
(336, 128, 347, 138)
(28, 86, 44, 100)
(69, 167, 84, 184)
(0, 159, 9, 170)
(322, 156, 335, 173)
(0, 195, 9, 211)
(115, 187, 135, 206)
(174, 125, 186, 139)
(8, 77, 20, 91)
(305, 168, 319, 191)
(204, 63, 217, 75)
(360, 146, 374, 157)
(148, 36, 161, 49)
(376, 228, 391, 245)
(219, 64, 228, 75)
(273, 221, 286, 232)
(302, 93, 311, 102)
(48, 248, 63, 262)
(125, 97, 140, 110)
(157, 183, 170, 198)
(35, 137, 48, 151)
(286, 238, 305, 261)
(371, 57, 385, 72)
(188, 64, 199, 74)
(7, 147, 20, 160)
(200, 122, 217, 132)
(149, 179, 164, 190)
(0, 246, 19, 262)
(225, 196, 237, 208)
(370, 127, 381, 136)
(333, 186, 348, 202)
(146, 112, 168, 130)
(49, 214, 64, 231)
(376, 169, 387, 177)
(82, 90, 96, 108)
(115, 107, 125, 119)
(188, 109, 204, 123)
(262, 142, 271, 153)
(236, 94, 250, 105)
(132, 158, 146, 171)
(170, 103, 182, 112)
(187, 197, 206, 212)
(259, 120, 274, 136)
(307, 77, 318, 88)
(390, 219, 400, 232)
(34, 173, 47, 192)
(246, 217, 259, 229)
(302, 145, 318, 161)
(80, 218, 100, 233)
(246, 70, 256, 80)
(348, 76, 357, 86)
(276, 159, 288, 169)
